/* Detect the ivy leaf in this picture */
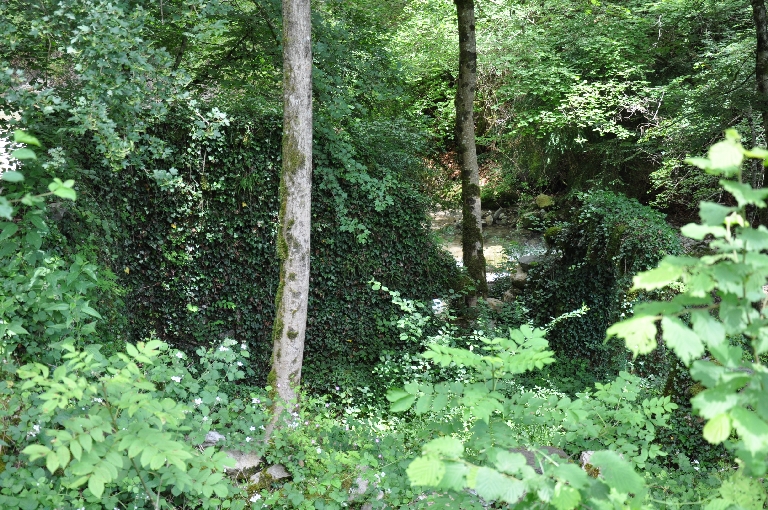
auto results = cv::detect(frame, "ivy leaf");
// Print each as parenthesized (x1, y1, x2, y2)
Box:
(661, 317, 704, 366)
(589, 451, 644, 496)
(606, 315, 657, 357)
(703, 413, 732, 444)
(407, 455, 445, 486)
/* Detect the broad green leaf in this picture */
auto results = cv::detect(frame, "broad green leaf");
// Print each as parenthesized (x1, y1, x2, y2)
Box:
(22, 444, 51, 461)
(14, 131, 40, 146)
(706, 138, 743, 176)
(0, 198, 13, 220)
(680, 223, 726, 240)
(56, 446, 71, 470)
(1, 171, 24, 182)
(389, 393, 416, 413)
(52, 186, 77, 201)
(606, 315, 657, 357)
(46, 450, 59, 473)
(730, 408, 768, 453)
(11, 148, 36, 160)
(0, 222, 19, 241)
(81, 306, 102, 319)
(722, 181, 768, 208)
(718, 469, 767, 510)
(699, 202, 736, 226)
(553, 463, 590, 489)
(690, 312, 726, 352)
(88, 472, 105, 498)
(415, 394, 432, 415)
(703, 413, 731, 444)
(552, 483, 581, 510)
(473, 466, 523, 503)
(494, 450, 527, 474)
(589, 451, 644, 496)
(25, 230, 42, 250)
(632, 264, 682, 291)
(661, 317, 704, 366)
(432, 392, 449, 413)
(423, 437, 463, 458)
(691, 386, 740, 419)
(70, 439, 83, 461)
(407, 455, 445, 486)
(437, 461, 468, 490)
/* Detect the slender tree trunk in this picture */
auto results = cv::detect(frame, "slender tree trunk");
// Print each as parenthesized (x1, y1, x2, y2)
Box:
(454, 0, 487, 307)
(752, 0, 768, 226)
(265, 0, 312, 437)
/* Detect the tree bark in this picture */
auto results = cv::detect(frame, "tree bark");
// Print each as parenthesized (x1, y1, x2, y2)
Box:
(454, 0, 487, 307)
(753, 0, 768, 143)
(266, 0, 312, 433)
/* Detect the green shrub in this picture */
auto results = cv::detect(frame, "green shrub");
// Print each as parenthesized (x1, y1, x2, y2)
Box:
(524, 190, 682, 370)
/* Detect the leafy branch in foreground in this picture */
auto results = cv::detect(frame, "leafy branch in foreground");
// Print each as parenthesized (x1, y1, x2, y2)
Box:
(608, 130, 768, 480)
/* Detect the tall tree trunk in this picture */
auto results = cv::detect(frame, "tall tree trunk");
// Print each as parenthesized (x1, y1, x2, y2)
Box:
(266, 0, 312, 435)
(753, 0, 768, 143)
(752, 0, 768, 226)
(455, 0, 487, 307)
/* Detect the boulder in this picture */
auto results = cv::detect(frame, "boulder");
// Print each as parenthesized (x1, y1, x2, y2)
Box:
(503, 289, 517, 303)
(510, 265, 527, 290)
(485, 297, 505, 312)
(518, 254, 545, 272)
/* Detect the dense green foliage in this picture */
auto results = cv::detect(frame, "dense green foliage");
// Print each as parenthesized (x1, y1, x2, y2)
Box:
(4, 0, 768, 508)
(525, 190, 682, 367)
(0, 0, 458, 389)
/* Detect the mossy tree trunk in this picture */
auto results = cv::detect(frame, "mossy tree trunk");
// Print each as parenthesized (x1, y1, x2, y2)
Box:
(265, 0, 312, 437)
(455, 0, 487, 307)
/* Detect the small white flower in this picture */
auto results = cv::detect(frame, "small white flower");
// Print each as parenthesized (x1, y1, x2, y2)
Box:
(218, 346, 229, 352)
(316, 447, 321, 454)
(246, 437, 252, 442)
(250, 426, 256, 431)
(241, 343, 247, 350)
(215, 396, 221, 402)
(237, 361, 243, 367)
(93, 397, 103, 403)
(194, 398, 202, 406)
(252, 398, 260, 404)
(202, 416, 208, 422)
(249, 494, 261, 502)
(171, 376, 182, 383)
(175, 352, 184, 359)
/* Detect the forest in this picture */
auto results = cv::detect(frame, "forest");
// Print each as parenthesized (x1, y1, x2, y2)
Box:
(1, 0, 768, 508)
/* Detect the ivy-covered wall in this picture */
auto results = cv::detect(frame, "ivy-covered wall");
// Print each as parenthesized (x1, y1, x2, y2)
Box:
(72, 109, 458, 389)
